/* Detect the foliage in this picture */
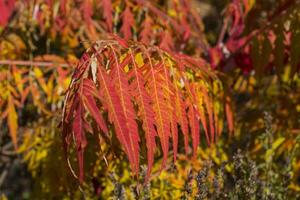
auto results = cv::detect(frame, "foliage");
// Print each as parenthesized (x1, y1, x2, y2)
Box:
(62, 38, 231, 182)
(1, 0, 300, 199)
(0, 62, 72, 148)
(0, 0, 209, 156)
(17, 118, 82, 199)
(212, 0, 300, 79)
(17, 111, 300, 199)
(0, 0, 207, 55)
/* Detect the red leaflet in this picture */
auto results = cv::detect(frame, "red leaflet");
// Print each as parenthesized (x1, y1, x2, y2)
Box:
(140, 16, 153, 44)
(189, 83, 210, 145)
(145, 55, 170, 169)
(228, 0, 244, 38)
(97, 62, 138, 175)
(110, 47, 140, 175)
(188, 104, 200, 158)
(82, 78, 100, 99)
(121, 6, 134, 40)
(225, 96, 234, 134)
(72, 101, 87, 182)
(46, 0, 53, 7)
(181, 15, 191, 41)
(81, 0, 93, 26)
(159, 31, 174, 51)
(130, 50, 157, 181)
(82, 79, 108, 134)
(209, 47, 223, 69)
(170, 114, 178, 161)
(21, 87, 30, 104)
(174, 83, 189, 157)
(83, 116, 93, 134)
(160, 54, 178, 159)
(234, 52, 252, 74)
(59, 0, 68, 15)
(0, 0, 15, 27)
(202, 87, 215, 144)
(168, 97, 178, 161)
(111, 35, 129, 48)
(102, 0, 113, 32)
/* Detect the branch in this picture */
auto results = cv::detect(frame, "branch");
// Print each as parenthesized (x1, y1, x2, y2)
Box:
(0, 60, 71, 68)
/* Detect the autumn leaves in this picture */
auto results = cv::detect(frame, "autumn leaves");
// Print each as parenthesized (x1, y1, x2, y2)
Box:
(62, 39, 232, 182)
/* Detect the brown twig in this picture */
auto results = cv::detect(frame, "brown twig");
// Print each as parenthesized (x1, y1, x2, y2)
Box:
(0, 60, 71, 67)
(0, 170, 8, 187)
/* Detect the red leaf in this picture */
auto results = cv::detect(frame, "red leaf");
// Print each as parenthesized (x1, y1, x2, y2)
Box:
(121, 6, 134, 40)
(59, 0, 68, 15)
(102, 0, 113, 32)
(174, 84, 189, 157)
(97, 60, 139, 175)
(140, 16, 153, 44)
(82, 79, 108, 134)
(145, 55, 170, 169)
(81, 0, 93, 26)
(110, 48, 140, 175)
(225, 96, 234, 134)
(160, 54, 178, 159)
(209, 47, 223, 69)
(181, 15, 191, 41)
(72, 101, 87, 182)
(130, 50, 157, 181)
(189, 83, 210, 145)
(188, 105, 200, 158)
(159, 31, 174, 51)
(0, 0, 15, 27)
(202, 87, 215, 143)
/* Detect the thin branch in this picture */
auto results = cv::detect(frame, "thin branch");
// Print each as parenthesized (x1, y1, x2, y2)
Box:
(217, 16, 229, 45)
(0, 60, 71, 68)
(0, 150, 17, 157)
(0, 169, 8, 187)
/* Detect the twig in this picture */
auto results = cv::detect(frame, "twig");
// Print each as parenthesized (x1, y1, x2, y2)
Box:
(0, 60, 71, 68)
(217, 16, 229, 45)
(0, 150, 17, 157)
(0, 169, 8, 187)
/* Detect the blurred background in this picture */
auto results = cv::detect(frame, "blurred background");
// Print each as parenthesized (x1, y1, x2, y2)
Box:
(1, 0, 300, 199)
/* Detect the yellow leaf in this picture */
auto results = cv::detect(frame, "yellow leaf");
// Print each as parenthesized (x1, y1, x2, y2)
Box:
(36, 150, 47, 161)
(0, 194, 8, 200)
(7, 33, 26, 50)
(296, 105, 300, 112)
(34, 67, 43, 78)
(67, 54, 78, 63)
(168, 9, 177, 17)
(8, 95, 18, 148)
(63, 77, 71, 89)
(247, 0, 256, 13)
(135, 52, 144, 67)
(34, 68, 51, 96)
(289, 183, 300, 192)
(265, 137, 285, 162)
(13, 70, 23, 93)
(272, 137, 286, 151)
(68, 37, 79, 48)
(46, 76, 54, 102)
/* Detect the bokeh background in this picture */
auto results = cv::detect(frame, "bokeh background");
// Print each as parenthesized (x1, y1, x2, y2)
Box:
(1, 0, 300, 199)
